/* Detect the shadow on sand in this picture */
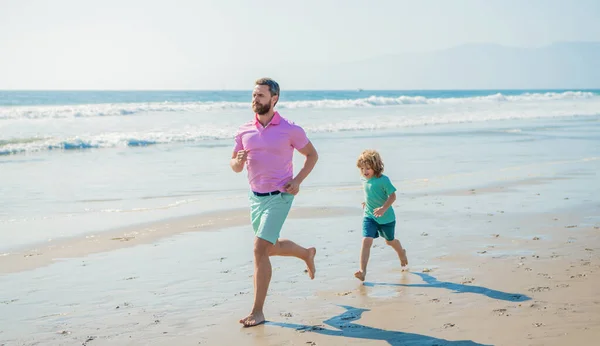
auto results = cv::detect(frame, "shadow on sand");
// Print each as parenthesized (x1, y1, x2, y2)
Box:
(363, 272, 531, 302)
(267, 304, 492, 346)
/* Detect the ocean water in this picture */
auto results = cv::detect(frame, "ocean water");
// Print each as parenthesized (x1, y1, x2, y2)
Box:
(1, 89, 599, 251)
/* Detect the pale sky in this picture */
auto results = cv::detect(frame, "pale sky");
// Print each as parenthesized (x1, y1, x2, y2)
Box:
(1, 0, 599, 89)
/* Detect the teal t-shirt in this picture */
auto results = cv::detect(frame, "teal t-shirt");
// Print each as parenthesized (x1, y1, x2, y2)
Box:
(362, 174, 397, 225)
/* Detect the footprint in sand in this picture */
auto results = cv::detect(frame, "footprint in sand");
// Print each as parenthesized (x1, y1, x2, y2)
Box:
(493, 308, 508, 316)
(528, 286, 551, 292)
(111, 236, 135, 241)
(83, 336, 96, 346)
(461, 278, 475, 284)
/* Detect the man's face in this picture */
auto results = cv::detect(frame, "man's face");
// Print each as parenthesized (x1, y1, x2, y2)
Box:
(252, 85, 277, 115)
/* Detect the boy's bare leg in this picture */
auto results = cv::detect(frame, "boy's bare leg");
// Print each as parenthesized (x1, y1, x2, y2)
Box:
(386, 239, 408, 267)
(354, 237, 373, 281)
(240, 238, 316, 327)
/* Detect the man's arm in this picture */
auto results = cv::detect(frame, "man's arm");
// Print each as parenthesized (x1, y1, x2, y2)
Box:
(284, 141, 318, 194)
(230, 130, 246, 173)
(230, 150, 248, 173)
(294, 141, 318, 183)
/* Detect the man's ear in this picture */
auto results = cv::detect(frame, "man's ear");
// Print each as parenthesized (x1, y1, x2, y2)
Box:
(272, 95, 279, 106)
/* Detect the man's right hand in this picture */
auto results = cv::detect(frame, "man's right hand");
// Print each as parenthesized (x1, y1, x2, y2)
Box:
(236, 150, 249, 163)
(230, 150, 249, 173)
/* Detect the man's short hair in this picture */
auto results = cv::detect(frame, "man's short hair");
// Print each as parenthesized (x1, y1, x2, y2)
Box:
(255, 78, 280, 97)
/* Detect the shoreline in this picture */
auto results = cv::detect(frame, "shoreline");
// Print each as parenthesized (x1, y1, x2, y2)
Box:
(0, 206, 357, 275)
(2, 169, 598, 275)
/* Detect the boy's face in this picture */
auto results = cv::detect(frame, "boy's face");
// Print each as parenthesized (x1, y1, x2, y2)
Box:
(360, 165, 375, 179)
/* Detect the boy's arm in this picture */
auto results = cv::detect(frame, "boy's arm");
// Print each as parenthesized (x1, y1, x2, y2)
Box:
(373, 192, 396, 217)
(381, 192, 396, 210)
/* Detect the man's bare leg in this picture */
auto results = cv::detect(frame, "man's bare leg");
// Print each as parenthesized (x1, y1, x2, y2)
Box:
(240, 237, 272, 327)
(386, 239, 408, 267)
(354, 237, 373, 281)
(269, 238, 316, 279)
(240, 237, 317, 327)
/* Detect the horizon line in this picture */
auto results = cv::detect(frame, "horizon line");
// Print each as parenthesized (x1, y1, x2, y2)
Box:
(1, 87, 600, 92)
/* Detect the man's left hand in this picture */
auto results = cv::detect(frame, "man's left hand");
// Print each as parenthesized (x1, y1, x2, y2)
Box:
(283, 179, 301, 195)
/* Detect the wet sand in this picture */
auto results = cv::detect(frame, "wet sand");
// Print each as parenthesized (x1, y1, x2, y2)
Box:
(0, 206, 356, 274)
(1, 177, 599, 345)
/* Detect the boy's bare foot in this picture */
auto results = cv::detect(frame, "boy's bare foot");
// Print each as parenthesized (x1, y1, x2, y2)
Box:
(305, 247, 316, 279)
(354, 270, 366, 281)
(400, 248, 408, 267)
(239, 311, 266, 327)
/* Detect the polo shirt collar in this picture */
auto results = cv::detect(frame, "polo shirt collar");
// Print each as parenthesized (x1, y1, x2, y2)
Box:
(254, 111, 281, 126)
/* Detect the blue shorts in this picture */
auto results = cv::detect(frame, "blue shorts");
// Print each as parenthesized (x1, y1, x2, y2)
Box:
(362, 217, 396, 241)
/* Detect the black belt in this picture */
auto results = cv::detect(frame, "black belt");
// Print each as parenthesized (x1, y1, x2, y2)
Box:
(252, 190, 281, 197)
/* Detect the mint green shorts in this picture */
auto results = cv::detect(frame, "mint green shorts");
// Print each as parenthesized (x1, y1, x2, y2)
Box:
(248, 192, 294, 244)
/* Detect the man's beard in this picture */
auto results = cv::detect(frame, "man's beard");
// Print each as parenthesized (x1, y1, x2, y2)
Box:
(252, 101, 271, 115)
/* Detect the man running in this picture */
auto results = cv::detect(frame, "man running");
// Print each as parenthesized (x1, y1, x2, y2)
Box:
(230, 77, 319, 327)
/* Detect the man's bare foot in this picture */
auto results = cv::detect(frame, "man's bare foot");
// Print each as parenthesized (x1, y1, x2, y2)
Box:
(305, 247, 316, 279)
(400, 248, 408, 267)
(354, 270, 366, 281)
(239, 311, 266, 327)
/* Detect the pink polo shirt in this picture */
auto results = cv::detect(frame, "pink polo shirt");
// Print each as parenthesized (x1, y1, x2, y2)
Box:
(233, 112, 310, 193)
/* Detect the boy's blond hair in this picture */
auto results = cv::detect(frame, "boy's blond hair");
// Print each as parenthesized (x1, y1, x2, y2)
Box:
(356, 149, 385, 177)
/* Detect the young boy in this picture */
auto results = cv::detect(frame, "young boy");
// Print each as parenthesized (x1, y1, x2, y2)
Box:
(354, 149, 408, 282)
